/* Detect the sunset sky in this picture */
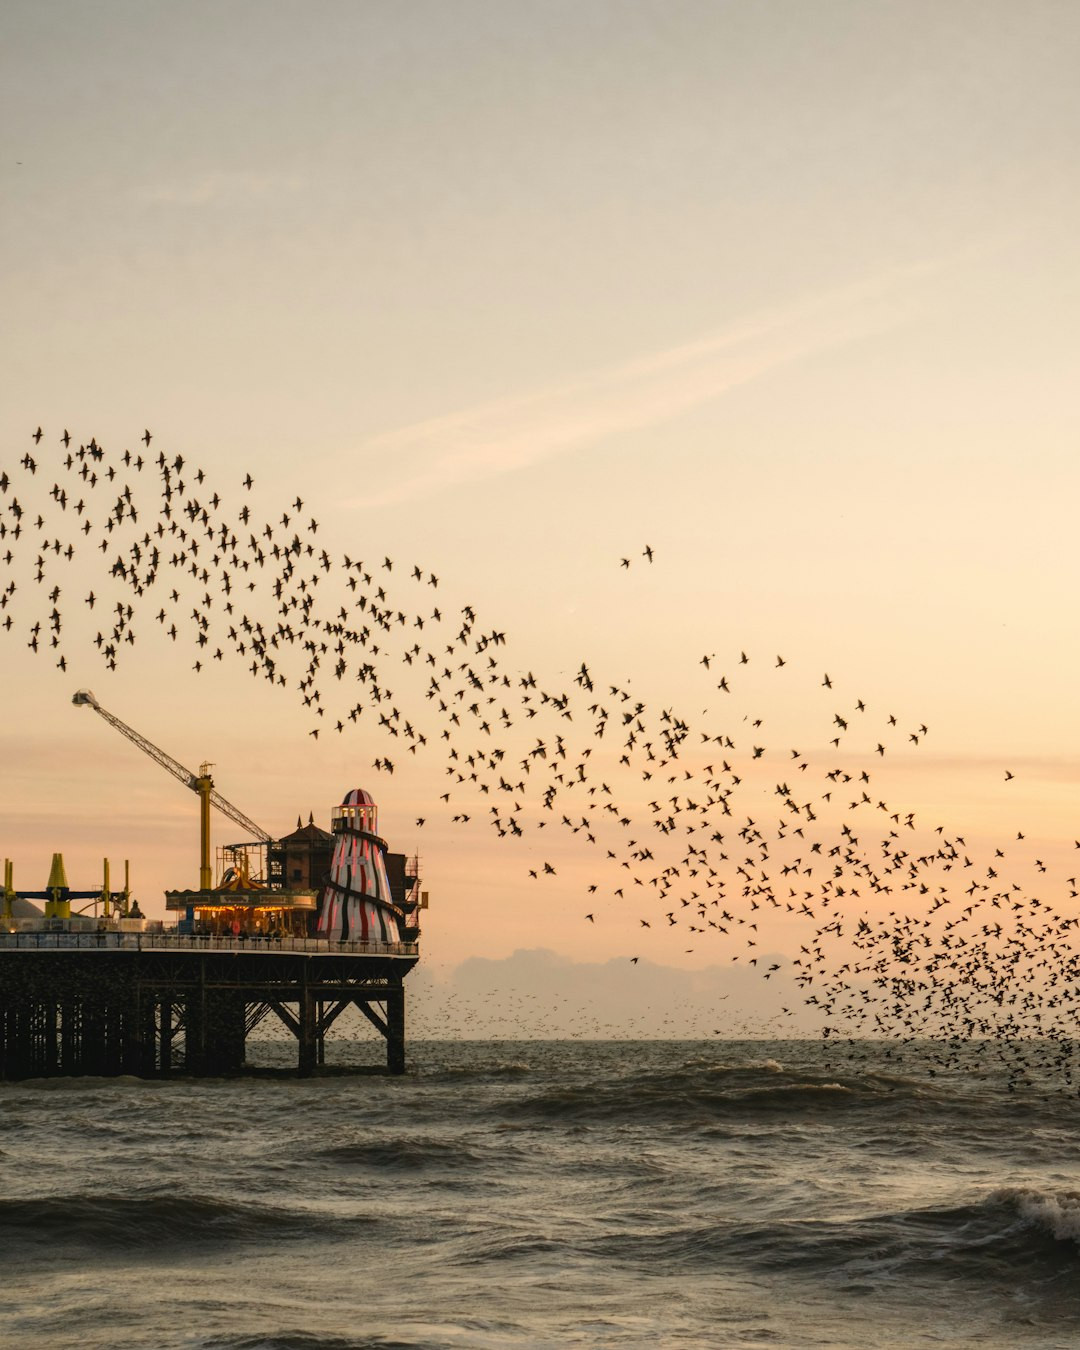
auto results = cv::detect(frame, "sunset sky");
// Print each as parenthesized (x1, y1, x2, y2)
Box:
(2, 2, 1078, 993)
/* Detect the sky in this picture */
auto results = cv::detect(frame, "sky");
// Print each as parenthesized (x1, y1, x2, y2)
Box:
(2, 2, 1078, 1024)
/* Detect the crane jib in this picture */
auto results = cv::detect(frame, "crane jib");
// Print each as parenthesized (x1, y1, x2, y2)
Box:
(72, 691, 273, 873)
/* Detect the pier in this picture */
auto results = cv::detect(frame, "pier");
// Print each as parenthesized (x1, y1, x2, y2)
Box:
(0, 934, 418, 1079)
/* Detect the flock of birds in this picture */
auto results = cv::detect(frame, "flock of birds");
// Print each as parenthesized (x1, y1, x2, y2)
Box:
(3, 428, 1079, 1091)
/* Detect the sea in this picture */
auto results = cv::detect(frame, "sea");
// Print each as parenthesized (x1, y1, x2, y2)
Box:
(2, 1040, 1079, 1350)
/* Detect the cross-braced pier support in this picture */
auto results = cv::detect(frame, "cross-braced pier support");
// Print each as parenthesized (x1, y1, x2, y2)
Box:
(0, 940, 417, 1079)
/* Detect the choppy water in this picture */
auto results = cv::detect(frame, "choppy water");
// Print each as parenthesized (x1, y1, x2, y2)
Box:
(3, 1041, 1080, 1349)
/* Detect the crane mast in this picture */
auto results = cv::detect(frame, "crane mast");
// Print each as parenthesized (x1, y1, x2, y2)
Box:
(73, 689, 272, 890)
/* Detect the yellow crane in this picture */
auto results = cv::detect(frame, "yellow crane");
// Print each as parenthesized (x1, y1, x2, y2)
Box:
(73, 689, 272, 890)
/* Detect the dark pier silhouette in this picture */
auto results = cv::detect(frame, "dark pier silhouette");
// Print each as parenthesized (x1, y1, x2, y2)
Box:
(0, 934, 418, 1079)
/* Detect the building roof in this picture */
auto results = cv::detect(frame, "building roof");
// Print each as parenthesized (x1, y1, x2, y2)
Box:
(277, 821, 333, 845)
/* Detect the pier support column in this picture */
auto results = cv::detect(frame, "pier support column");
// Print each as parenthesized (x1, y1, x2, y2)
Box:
(15, 1007, 32, 1075)
(160, 999, 173, 1075)
(215, 994, 247, 1073)
(41, 1002, 59, 1075)
(386, 983, 405, 1075)
(82, 1001, 106, 1075)
(298, 991, 317, 1077)
(60, 1001, 78, 1073)
(129, 993, 156, 1076)
(188, 992, 246, 1075)
(184, 968, 208, 1074)
(103, 1003, 123, 1075)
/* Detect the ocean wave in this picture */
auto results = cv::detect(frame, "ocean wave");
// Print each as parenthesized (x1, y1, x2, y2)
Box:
(583, 1187, 1080, 1289)
(202, 1337, 429, 1350)
(741, 1057, 784, 1073)
(458, 1233, 568, 1265)
(0, 1192, 375, 1251)
(1003, 1187, 1080, 1244)
(418, 1061, 534, 1082)
(840, 1188, 1080, 1289)
(316, 1137, 488, 1170)
(682, 1056, 783, 1073)
(3, 1074, 154, 1091)
(497, 1063, 917, 1125)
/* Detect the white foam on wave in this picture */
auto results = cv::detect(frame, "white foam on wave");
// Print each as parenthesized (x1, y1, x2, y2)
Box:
(434, 1060, 532, 1076)
(769, 1080, 851, 1094)
(1001, 1188, 1080, 1244)
(703, 1058, 784, 1074)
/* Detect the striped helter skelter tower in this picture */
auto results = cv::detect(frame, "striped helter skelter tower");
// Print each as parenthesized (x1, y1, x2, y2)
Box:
(316, 789, 405, 943)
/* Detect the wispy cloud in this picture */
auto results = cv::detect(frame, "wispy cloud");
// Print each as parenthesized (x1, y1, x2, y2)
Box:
(346, 264, 935, 508)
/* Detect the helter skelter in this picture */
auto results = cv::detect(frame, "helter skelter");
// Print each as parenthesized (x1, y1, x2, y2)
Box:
(316, 788, 412, 945)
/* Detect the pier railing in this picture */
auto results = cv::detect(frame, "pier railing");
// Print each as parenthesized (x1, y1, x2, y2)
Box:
(0, 932, 419, 958)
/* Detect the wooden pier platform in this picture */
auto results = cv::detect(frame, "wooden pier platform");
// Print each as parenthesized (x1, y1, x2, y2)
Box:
(0, 934, 419, 1079)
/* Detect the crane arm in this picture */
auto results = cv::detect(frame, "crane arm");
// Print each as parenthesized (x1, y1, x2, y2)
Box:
(75, 690, 198, 793)
(73, 689, 273, 842)
(207, 788, 273, 844)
